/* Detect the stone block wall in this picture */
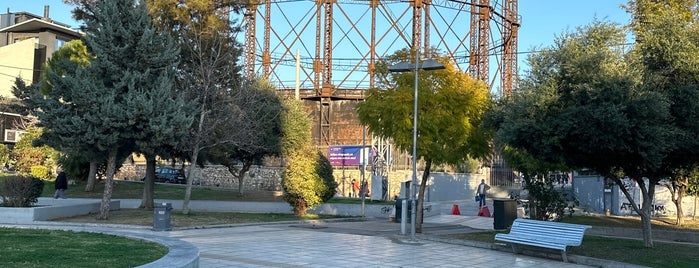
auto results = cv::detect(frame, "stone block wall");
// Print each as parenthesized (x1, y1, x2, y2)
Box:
(118, 163, 487, 201)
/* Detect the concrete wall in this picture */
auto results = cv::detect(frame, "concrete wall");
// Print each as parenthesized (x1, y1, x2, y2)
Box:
(572, 176, 606, 213)
(0, 39, 35, 97)
(574, 176, 699, 217)
(0, 199, 120, 224)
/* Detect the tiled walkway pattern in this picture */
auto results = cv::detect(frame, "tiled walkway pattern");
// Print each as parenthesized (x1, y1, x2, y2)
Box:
(169, 224, 591, 268)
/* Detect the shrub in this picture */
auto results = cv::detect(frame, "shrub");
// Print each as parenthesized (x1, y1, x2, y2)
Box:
(524, 179, 577, 221)
(282, 149, 337, 216)
(0, 176, 45, 207)
(31, 165, 52, 181)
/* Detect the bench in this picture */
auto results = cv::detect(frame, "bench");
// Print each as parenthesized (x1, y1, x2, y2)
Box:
(494, 218, 591, 262)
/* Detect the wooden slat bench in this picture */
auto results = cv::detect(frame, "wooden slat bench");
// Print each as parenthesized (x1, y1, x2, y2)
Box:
(494, 218, 591, 262)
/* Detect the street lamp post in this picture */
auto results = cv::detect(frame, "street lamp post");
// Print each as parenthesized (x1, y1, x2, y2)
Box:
(388, 48, 444, 240)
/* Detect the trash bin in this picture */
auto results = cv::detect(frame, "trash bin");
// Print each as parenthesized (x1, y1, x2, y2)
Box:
(153, 202, 173, 231)
(493, 199, 517, 230)
(394, 198, 411, 223)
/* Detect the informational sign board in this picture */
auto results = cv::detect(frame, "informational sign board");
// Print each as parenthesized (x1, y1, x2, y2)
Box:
(328, 145, 369, 166)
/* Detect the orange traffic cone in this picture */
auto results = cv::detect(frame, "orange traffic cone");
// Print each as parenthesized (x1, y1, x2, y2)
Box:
(451, 204, 461, 215)
(478, 206, 491, 217)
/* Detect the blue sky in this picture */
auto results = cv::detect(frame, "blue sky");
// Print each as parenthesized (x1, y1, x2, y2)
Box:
(4, 0, 632, 73)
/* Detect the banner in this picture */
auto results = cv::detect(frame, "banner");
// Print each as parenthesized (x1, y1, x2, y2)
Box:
(328, 145, 367, 166)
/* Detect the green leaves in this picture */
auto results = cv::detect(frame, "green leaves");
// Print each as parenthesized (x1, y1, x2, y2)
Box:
(357, 50, 492, 166)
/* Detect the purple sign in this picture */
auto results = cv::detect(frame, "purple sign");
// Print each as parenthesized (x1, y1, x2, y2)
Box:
(328, 145, 364, 166)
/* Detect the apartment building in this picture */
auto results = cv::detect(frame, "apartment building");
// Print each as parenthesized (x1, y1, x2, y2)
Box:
(0, 5, 81, 99)
(0, 6, 81, 144)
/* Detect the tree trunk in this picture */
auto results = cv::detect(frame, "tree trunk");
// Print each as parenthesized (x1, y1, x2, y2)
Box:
(235, 160, 252, 196)
(694, 195, 697, 221)
(97, 149, 118, 220)
(139, 155, 156, 209)
(294, 199, 308, 216)
(183, 104, 207, 215)
(182, 143, 199, 215)
(84, 161, 98, 192)
(639, 178, 655, 248)
(415, 159, 432, 233)
(614, 176, 653, 247)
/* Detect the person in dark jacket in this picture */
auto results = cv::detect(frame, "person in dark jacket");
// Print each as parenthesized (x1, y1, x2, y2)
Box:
(54, 167, 68, 199)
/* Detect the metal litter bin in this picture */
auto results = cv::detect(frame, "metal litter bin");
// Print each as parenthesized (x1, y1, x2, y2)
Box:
(493, 199, 517, 230)
(394, 198, 411, 223)
(153, 202, 173, 231)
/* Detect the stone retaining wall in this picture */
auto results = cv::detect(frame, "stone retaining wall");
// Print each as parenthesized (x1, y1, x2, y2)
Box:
(117, 164, 478, 200)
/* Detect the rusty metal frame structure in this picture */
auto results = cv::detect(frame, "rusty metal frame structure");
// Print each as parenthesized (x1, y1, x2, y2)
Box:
(239, 0, 518, 148)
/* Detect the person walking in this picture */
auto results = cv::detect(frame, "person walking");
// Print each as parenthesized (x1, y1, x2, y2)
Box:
(476, 179, 490, 207)
(54, 167, 68, 199)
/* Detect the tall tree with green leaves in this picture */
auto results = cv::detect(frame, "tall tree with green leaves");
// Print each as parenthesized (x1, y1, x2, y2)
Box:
(357, 49, 491, 232)
(199, 79, 283, 195)
(29, 0, 188, 219)
(18, 39, 108, 192)
(490, 20, 676, 247)
(279, 97, 336, 215)
(144, 0, 245, 214)
(629, 0, 699, 227)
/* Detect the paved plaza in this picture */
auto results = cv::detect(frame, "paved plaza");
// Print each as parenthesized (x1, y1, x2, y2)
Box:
(1, 198, 619, 267)
(169, 220, 592, 268)
(6, 215, 597, 268)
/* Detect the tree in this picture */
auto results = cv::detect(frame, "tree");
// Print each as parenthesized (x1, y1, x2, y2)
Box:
(278, 96, 335, 215)
(282, 148, 337, 216)
(661, 167, 699, 225)
(357, 49, 491, 232)
(143, 0, 245, 214)
(18, 39, 108, 192)
(629, 0, 699, 227)
(200, 79, 283, 195)
(0, 143, 10, 169)
(490, 20, 674, 247)
(29, 0, 187, 219)
(280, 99, 312, 157)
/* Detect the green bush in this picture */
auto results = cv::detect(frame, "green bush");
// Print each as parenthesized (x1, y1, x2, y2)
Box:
(0, 176, 45, 207)
(30, 166, 52, 181)
(525, 179, 577, 221)
(282, 149, 337, 216)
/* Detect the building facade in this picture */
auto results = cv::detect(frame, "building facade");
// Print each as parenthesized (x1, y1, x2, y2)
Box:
(0, 6, 81, 146)
(0, 6, 81, 99)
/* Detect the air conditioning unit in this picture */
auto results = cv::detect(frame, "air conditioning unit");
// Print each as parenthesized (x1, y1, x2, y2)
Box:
(4, 129, 27, 143)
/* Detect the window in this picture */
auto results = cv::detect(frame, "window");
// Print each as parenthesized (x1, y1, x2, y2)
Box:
(54, 38, 68, 51)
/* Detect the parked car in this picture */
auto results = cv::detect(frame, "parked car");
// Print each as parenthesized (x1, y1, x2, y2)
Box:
(144, 167, 186, 184)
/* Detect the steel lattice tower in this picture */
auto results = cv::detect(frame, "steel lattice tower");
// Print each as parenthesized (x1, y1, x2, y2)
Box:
(236, 0, 518, 175)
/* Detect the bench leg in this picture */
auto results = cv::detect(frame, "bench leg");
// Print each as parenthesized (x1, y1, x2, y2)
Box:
(511, 244, 518, 254)
(561, 250, 568, 263)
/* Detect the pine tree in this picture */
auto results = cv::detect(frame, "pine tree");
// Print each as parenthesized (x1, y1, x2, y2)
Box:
(28, 0, 193, 219)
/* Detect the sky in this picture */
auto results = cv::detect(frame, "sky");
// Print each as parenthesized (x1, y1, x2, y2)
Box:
(3, 0, 632, 73)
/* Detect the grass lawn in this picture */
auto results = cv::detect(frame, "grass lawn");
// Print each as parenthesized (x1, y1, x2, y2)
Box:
(58, 209, 347, 226)
(40, 179, 393, 205)
(447, 215, 699, 268)
(0, 228, 167, 268)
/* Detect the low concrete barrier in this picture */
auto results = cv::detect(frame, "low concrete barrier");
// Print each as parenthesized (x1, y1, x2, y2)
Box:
(0, 198, 120, 224)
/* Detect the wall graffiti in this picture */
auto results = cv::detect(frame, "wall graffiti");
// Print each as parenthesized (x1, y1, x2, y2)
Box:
(380, 206, 392, 214)
(619, 202, 668, 216)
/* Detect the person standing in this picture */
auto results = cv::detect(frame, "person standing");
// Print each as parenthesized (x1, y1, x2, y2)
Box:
(54, 167, 68, 199)
(476, 179, 490, 207)
(351, 178, 359, 198)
